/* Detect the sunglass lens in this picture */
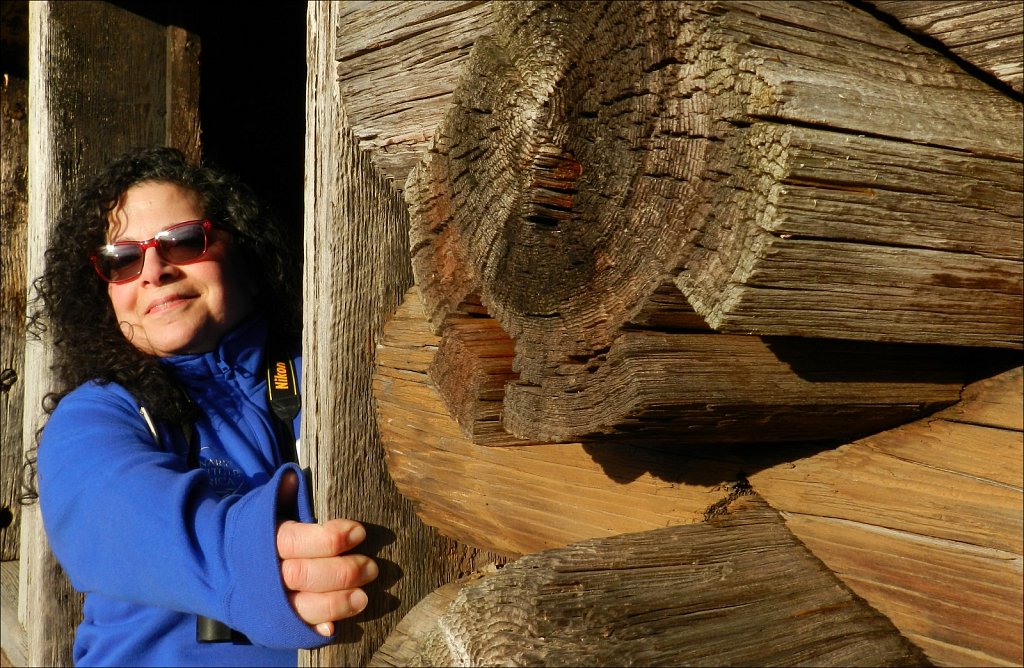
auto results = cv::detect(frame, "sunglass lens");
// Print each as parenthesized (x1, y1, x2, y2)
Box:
(96, 245, 144, 282)
(158, 223, 208, 263)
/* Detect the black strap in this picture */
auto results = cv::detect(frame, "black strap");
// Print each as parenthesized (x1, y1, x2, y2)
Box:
(266, 352, 300, 424)
(265, 339, 301, 465)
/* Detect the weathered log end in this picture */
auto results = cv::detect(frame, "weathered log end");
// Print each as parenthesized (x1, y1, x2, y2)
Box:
(371, 494, 932, 667)
(407, 0, 1023, 362)
(429, 310, 532, 446)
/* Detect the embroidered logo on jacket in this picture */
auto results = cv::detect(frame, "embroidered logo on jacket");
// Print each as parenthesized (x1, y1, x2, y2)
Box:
(198, 446, 247, 496)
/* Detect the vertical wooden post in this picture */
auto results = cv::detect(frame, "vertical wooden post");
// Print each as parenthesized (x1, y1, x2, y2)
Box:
(20, 3, 200, 664)
(1, 74, 28, 564)
(303, 3, 506, 664)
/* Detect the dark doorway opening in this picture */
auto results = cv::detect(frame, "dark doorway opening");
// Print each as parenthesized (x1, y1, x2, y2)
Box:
(112, 1, 307, 233)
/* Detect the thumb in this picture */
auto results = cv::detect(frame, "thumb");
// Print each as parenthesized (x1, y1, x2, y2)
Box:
(276, 469, 299, 520)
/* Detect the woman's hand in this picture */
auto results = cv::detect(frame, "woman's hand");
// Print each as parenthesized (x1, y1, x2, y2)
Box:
(275, 472, 378, 636)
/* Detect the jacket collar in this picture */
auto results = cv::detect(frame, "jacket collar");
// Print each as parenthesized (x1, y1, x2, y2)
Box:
(160, 314, 267, 383)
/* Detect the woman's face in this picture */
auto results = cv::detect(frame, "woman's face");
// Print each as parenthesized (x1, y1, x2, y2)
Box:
(105, 181, 255, 357)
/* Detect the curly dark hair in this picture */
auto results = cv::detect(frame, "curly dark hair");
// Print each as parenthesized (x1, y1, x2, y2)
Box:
(27, 145, 302, 431)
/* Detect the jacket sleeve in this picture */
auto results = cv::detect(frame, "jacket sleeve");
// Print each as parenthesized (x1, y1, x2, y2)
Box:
(37, 382, 330, 650)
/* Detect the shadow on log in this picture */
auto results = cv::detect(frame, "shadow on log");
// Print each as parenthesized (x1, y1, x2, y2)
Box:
(370, 494, 931, 667)
(399, 282, 977, 444)
(374, 287, 739, 555)
(866, 0, 1023, 94)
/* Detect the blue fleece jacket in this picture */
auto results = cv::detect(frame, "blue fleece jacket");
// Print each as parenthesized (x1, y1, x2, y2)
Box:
(37, 317, 331, 666)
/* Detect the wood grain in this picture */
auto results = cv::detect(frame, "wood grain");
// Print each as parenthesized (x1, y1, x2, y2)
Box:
(165, 26, 201, 164)
(371, 495, 930, 667)
(502, 328, 971, 444)
(748, 366, 1024, 666)
(1, 74, 27, 562)
(868, 0, 1023, 94)
(428, 311, 527, 445)
(679, 123, 1022, 347)
(334, 1, 492, 188)
(303, 5, 507, 665)
(933, 366, 1024, 431)
(21, 4, 199, 664)
(1, 560, 26, 667)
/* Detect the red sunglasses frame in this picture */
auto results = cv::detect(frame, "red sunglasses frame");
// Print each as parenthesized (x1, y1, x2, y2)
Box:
(90, 219, 213, 284)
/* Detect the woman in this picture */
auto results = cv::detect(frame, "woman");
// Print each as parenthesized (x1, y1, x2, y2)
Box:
(28, 147, 376, 666)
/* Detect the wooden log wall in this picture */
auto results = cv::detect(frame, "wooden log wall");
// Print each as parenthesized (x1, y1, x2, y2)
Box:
(360, 2, 1023, 666)
(377, 314, 1022, 664)
(18, 3, 200, 665)
(403, 0, 1023, 445)
(303, 4, 507, 665)
(371, 495, 931, 667)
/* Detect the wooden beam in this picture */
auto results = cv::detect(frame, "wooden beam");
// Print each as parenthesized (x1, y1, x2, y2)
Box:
(375, 286, 743, 555)
(371, 495, 930, 667)
(1, 561, 26, 668)
(165, 25, 201, 165)
(501, 328, 972, 444)
(334, 0, 493, 188)
(400, 286, 971, 447)
(302, 4, 507, 665)
(21, 3, 201, 664)
(868, 1, 1023, 94)
(1, 74, 28, 562)
(746, 366, 1024, 666)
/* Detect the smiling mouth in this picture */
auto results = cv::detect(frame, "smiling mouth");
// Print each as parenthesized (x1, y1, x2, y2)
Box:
(147, 295, 193, 315)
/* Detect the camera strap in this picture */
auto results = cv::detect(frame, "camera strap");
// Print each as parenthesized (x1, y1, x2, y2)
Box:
(138, 336, 302, 645)
(264, 338, 301, 465)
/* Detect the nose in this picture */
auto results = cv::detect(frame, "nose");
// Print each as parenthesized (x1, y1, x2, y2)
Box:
(138, 245, 180, 285)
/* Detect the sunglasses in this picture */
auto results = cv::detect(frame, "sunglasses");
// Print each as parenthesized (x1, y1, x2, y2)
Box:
(91, 219, 213, 284)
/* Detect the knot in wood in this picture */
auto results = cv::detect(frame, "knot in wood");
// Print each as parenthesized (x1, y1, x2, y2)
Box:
(0, 368, 17, 392)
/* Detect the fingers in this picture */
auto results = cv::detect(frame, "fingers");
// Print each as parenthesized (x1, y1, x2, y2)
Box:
(276, 517, 377, 635)
(280, 553, 378, 593)
(289, 588, 370, 631)
(276, 518, 367, 560)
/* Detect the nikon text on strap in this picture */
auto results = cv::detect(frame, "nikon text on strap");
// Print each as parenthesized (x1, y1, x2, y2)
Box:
(265, 339, 300, 465)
